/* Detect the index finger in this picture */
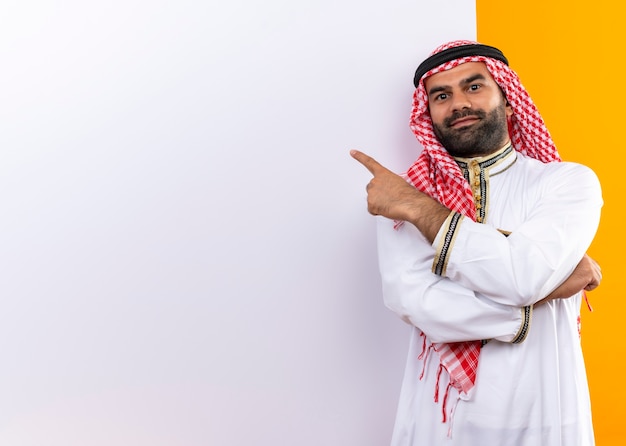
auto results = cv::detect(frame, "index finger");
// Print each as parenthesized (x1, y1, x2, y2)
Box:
(350, 149, 387, 176)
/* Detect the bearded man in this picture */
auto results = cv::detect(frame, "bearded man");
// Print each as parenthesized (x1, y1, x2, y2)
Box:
(351, 41, 603, 445)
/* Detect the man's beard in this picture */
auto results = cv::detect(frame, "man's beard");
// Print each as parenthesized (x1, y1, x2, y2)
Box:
(432, 103, 509, 158)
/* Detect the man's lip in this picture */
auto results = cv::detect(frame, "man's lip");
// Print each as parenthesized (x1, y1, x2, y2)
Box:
(450, 116, 479, 128)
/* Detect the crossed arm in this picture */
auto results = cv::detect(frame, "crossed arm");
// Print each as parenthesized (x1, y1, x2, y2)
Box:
(351, 149, 602, 311)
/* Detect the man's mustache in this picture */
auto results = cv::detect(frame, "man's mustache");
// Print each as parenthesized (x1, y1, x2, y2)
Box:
(444, 109, 486, 127)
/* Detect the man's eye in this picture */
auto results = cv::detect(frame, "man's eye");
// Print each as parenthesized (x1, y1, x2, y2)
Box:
(469, 84, 480, 91)
(436, 93, 448, 101)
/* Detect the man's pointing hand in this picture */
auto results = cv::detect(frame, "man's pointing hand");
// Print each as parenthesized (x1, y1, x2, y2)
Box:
(350, 149, 450, 243)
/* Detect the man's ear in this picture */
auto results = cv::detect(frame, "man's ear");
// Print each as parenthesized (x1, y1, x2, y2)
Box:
(500, 88, 513, 117)
(505, 100, 513, 117)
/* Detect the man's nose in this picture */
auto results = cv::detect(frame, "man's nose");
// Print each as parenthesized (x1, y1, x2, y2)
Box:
(451, 92, 472, 112)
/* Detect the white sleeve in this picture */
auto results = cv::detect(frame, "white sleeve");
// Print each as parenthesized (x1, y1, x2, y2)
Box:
(377, 217, 527, 344)
(436, 163, 603, 307)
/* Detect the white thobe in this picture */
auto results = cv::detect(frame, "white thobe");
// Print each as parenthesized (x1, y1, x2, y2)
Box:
(378, 147, 602, 445)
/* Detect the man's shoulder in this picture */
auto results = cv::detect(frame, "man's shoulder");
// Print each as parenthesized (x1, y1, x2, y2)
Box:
(546, 160, 598, 183)
(514, 156, 600, 195)
(518, 154, 596, 177)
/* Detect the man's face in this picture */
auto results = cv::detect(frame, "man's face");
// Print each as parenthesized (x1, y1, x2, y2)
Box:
(424, 62, 512, 157)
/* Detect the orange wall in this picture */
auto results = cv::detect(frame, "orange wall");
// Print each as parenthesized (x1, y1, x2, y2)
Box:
(477, 1, 624, 443)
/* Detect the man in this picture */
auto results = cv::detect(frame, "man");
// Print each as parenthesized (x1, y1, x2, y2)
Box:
(351, 40, 603, 445)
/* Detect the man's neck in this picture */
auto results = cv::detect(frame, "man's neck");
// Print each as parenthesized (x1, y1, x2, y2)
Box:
(452, 140, 512, 161)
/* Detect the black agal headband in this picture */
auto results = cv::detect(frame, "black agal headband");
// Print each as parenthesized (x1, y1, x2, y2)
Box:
(413, 44, 509, 88)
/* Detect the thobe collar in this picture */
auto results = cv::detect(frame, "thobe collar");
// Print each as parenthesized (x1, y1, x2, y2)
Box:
(452, 142, 516, 223)
(453, 142, 517, 176)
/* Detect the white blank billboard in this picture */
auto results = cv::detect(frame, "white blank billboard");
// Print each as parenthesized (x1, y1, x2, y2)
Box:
(0, 0, 475, 444)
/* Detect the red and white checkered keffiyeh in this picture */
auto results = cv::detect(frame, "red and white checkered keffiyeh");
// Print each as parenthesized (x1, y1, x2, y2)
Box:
(406, 40, 561, 401)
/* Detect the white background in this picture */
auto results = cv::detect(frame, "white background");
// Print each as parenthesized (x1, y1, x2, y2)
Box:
(0, 1, 474, 444)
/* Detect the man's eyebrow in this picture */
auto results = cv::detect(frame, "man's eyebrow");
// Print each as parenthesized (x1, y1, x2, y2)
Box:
(461, 73, 487, 85)
(427, 73, 488, 96)
(427, 85, 447, 96)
